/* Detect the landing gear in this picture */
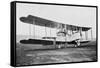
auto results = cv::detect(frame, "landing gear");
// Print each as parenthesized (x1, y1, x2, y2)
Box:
(56, 44, 65, 49)
(75, 40, 80, 47)
(58, 45, 61, 49)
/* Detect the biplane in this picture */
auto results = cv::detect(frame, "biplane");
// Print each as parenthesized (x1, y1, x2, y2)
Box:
(19, 15, 93, 48)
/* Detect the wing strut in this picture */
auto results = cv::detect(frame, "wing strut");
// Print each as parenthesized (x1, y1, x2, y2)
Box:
(91, 28, 93, 40)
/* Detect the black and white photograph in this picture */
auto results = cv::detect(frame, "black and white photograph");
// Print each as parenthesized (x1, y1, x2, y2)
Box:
(11, 1, 97, 67)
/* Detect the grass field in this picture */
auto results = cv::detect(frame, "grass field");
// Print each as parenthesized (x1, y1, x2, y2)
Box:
(16, 41, 97, 66)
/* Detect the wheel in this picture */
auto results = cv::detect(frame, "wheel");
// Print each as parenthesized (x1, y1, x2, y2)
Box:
(74, 44, 77, 47)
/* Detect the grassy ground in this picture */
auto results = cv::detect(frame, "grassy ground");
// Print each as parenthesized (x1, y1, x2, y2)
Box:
(16, 41, 97, 66)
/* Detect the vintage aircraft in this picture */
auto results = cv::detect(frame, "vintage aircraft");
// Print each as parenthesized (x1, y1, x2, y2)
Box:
(19, 15, 93, 48)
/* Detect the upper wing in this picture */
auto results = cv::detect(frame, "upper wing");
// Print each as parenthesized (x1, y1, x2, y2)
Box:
(20, 15, 91, 31)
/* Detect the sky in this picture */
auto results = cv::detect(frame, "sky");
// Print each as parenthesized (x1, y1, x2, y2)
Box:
(16, 3, 96, 39)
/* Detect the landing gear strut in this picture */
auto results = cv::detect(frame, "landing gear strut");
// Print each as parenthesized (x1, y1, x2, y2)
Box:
(75, 40, 80, 47)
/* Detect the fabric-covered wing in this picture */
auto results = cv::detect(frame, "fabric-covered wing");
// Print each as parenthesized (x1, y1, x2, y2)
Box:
(20, 15, 91, 31)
